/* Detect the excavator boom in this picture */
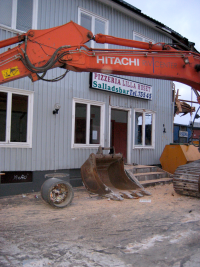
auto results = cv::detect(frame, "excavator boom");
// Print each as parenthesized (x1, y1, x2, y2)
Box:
(1, 21, 200, 200)
(0, 21, 93, 83)
(0, 21, 200, 92)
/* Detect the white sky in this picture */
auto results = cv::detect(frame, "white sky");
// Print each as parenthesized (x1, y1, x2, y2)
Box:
(125, 0, 200, 125)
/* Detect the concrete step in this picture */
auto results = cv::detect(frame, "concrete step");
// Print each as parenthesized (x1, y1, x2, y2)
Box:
(124, 164, 173, 188)
(140, 177, 173, 187)
(134, 171, 169, 182)
(125, 165, 159, 174)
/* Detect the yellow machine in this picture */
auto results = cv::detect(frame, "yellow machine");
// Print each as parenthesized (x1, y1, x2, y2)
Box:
(160, 144, 200, 198)
(160, 144, 200, 174)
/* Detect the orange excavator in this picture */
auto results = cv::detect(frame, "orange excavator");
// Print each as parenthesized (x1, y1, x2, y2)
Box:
(1, 21, 200, 90)
(1, 21, 200, 205)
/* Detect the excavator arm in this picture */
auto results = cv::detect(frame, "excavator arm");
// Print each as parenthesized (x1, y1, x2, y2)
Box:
(0, 21, 93, 83)
(0, 21, 200, 94)
(1, 21, 200, 200)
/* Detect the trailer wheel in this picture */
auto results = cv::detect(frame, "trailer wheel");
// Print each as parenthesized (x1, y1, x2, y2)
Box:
(41, 178, 74, 208)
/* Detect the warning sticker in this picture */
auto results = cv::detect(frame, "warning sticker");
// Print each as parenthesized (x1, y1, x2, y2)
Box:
(2, 66, 20, 79)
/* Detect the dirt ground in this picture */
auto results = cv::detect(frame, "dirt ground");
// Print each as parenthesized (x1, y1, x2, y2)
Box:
(0, 183, 200, 267)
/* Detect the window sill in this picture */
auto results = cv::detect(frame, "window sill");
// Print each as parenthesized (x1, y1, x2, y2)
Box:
(72, 144, 102, 149)
(0, 24, 24, 34)
(0, 143, 32, 148)
(133, 145, 155, 149)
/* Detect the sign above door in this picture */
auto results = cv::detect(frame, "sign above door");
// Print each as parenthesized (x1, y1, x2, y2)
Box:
(90, 72, 152, 100)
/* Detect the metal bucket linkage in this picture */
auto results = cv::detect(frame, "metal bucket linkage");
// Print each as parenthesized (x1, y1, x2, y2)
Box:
(81, 147, 150, 200)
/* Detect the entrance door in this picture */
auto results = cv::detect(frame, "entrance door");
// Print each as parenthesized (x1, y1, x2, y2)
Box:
(111, 109, 128, 162)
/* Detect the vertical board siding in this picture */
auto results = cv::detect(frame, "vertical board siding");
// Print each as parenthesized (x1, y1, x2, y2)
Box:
(0, 0, 173, 171)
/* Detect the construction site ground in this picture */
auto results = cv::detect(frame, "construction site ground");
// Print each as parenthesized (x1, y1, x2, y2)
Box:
(0, 183, 200, 267)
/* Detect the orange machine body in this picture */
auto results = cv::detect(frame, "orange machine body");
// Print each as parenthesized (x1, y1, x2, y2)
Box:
(0, 21, 200, 95)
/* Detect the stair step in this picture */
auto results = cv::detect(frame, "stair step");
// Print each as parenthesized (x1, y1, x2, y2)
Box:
(134, 171, 169, 181)
(140, 178, 173, 187)
(125, 165, 159, 174)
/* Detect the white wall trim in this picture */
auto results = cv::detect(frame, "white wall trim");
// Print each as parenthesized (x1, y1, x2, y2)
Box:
(133, 108, 156, 149)
(71, 97, 105, 149)
(78, 7, 109, 49)
(0, 86, 34, 148)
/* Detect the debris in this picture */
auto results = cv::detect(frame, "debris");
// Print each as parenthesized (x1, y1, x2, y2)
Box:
(22, 194, 26, 198)
(139, 199, 151, 203)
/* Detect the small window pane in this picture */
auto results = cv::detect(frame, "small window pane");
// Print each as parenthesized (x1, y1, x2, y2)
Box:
(0, 92, 7, 141)
(111, 109, 127, 123)
(16, 0, 33, 31)
(135, 112, 143, 145)
(11, 94, 28, 142)
(0, 0, 12, 27)
(81, 13, 92, 31)
(81, 13, 92, 48)
(94, 18, 105, 49)
(135, 35, 143, 42)
(90, 105, 100, 144)
(75, 103, 87, 144)
(95, 19, 105, 34)
(145, 114, 152, 145)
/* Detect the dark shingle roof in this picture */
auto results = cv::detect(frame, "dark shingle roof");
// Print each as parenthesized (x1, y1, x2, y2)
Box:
(111, 0, 198, 52)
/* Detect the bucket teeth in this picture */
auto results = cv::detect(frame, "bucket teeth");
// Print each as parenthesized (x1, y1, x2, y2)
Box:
(81, 147, 151, 201)
(105, 193, 124, 201)
(131, 191, 143, 198)
(121, 192, 135, 199)
(140, 189, 151, 196)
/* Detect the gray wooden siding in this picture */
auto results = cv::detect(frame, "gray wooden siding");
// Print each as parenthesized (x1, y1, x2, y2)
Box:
(0, 0, 173, 171)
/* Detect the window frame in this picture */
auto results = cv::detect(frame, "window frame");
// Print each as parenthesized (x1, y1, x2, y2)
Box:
(78, 7, 109, 49)
(133, 108, 155, 149)
(0, 86, 34, 148)
(0, 0, 38, 33)
(133, 31, 154, 45)
(71, 97, 105, 148)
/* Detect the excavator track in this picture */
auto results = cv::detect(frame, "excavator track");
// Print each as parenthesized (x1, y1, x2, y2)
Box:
(173, 159, 200, 198)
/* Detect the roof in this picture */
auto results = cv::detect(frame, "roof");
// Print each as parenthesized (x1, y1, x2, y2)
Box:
(111, 0, 198, 52)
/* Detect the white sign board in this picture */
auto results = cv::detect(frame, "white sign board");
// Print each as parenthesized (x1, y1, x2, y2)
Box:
(90, 73, 152, 100)
(179, 131, 188, 138)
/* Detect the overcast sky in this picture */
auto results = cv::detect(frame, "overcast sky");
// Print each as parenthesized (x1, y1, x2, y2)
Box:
(125, 0, 200, 125)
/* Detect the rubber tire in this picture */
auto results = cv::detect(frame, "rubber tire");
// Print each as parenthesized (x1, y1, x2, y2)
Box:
(41, 178, 74, 208)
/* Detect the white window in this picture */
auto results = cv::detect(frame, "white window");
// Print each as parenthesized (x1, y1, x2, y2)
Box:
(0, 0, 38, 32)
(133, 32, 154, 46)
(0, 86, 34, 148)
(78, 8, 108, 49)
(72, 98, 105, 148)
(134, 109, 155, 148)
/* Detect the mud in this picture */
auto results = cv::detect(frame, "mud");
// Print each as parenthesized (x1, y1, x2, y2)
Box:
(0, 184, 200, 267)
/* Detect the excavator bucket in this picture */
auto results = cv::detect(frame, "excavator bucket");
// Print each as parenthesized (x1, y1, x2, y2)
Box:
(81, 147, 150, 200)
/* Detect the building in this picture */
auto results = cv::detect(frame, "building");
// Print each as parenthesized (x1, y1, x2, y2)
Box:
(173, 123, 192, 144)
(192, 122, 200, 140)
(0, 0, 194, 196)
(173, 121, 200, 145)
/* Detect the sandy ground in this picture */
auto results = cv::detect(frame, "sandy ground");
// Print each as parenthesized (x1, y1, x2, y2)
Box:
(0, 183, 200, 267)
